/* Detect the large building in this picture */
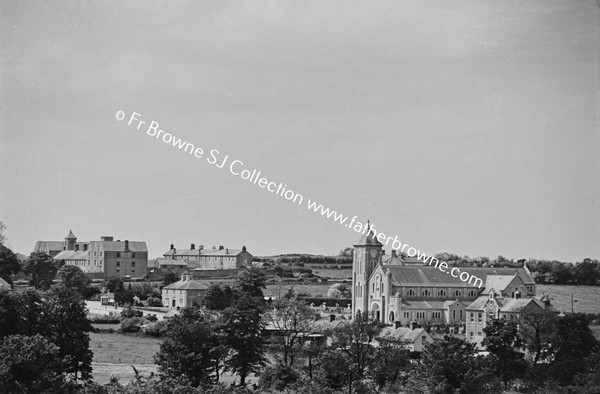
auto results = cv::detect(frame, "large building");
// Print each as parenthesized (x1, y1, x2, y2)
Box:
(352, 229, 539, 330)
(34, 231, 148, 276)
(162, 243, 252, 270)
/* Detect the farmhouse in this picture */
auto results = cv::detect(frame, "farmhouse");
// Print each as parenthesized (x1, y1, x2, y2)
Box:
(162, 274, 208, 309)
(163, 243, 252, 270)
(378, 323, 434, 352)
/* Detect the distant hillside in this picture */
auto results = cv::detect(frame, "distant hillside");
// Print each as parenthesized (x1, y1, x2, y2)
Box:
(254, 254, 352, 265)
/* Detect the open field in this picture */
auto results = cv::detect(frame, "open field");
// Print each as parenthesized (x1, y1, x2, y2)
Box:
(537, 284, 600, 314)
(264, 282, 331, 298)
(312, 268, 352, 280)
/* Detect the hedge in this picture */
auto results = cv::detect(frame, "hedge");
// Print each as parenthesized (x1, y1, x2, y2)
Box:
(297, 297, 352, 308)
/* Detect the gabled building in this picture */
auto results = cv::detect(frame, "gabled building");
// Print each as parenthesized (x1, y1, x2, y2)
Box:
(466, 289, 547, 347)
(378, 324, 434, 352)
(162, 274, 208, 308)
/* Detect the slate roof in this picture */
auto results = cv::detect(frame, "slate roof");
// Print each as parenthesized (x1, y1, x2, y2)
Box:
(34, 241, 64, 253)
(383, 266, 534, 288)
(53, 250, 89, 260)
(482, 275, 516, 294)
(379, 327, 429, 343)
(0, 277, 11, 289)
(499, 298, 544, 313)
(399, 300, 448, 310)
(466, 296, 492, 311)
(163, 279, 208, 291)
(91, 241, 147, 252)
(155, 258, 188, 267)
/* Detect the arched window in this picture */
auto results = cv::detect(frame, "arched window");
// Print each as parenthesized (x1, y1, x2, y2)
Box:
(468, 290, 477, 297)
(389, 311, 395, 322)
(381, 282, 384, 293)
(438, 290, 446, 297)
(372, 282, 375, 292)
(406, 289, 415, 296)
(454, 290, 462, 297)
(423, 289, 430, 296)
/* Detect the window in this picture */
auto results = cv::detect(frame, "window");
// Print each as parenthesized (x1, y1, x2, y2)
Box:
(470, 312, 474, 323)
(478, 313, 482, 323)
(454, 290, 461, 297)
(389, 312, 395, 322)
(468, 290, 476, 297)
(117, 252, 121, 257)
(132, 253, 136, 258)
(372, 283, 375, 292)
(438, 290, 446, 297)
(432, 312, 441, 319)
(116, 269, 120, 273)
(404, 312, 410, 319)
(381, 283, 384, 293)
(470, 332, 474, 337)
(416, 312, 425, 319)
(453, 310, 456, 319)
(131, 262, 136, 267)
(422, 336, 427, 343)
(132, 269, 135, 273)
(478, 332, 482, 336)
(422, 289, 430, 296)
(406, 289, 415, 296)
(116, 261, 120, 267)
(460, 310, 463, 319)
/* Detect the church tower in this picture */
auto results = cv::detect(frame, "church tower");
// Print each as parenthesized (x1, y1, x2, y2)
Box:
(352, 223, 383, 319)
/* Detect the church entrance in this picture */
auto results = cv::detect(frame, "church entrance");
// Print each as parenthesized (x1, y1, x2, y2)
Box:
(372, 303, 380, 321)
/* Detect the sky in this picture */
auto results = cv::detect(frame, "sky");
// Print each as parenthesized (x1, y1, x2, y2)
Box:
(0, 0, 598, 262)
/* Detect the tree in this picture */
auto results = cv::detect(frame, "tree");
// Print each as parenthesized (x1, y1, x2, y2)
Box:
(43, 285, 94, 381)
(329, 311, 382, 391)
(234, 268, 266, 300)
(339, 247, 353, 258)
(482, 319, 526, 389)
(0, 244, 20, 285)
(105, 276, 125, 293)
(517, 309, 558, 365)
(326, 283, 351, 298)
(263, 298, 314, 368)
(162, 270, 180, 287)
(57, 265, 89, 295)
(205, 284, 234, 311)
(0, 334, 65, 392)
(223, 296, 266, 386)
(24, 251, 58, 290)
(369, 336, 410, 389)
(155, 307, 223, 386)
(0, 221, 6, 245)
(406, 336, 501, 394)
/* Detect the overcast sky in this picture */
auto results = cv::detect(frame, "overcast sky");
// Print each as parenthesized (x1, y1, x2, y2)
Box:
(1, 0, 598, 261)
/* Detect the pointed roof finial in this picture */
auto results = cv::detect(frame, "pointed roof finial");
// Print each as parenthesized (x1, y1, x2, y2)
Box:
(66, 230, 76, 239)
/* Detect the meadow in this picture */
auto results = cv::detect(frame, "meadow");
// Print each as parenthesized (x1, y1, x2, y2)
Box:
(537, 284, 600, 314)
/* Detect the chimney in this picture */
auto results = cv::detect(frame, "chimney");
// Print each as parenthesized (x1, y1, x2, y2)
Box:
(409, 320, 418, 330)
(124, 240, 129, 253)
(186, 274, 192, 281)
(198, 245, 204, 251)
(101, 236, 114, 241)
(170, 243, 174, 250)
(180, 274, 186, 281)
(392, 250, 397, 257)
(83, 244, 88, 252)
(242, 246, 247, 252)
(219, 245, 224, 250)
(329, 314, 335, 322)
(226, 248, 229, 254)
(515, 290, 521, 299)
(394, 321, 401, 329)
(190, 243, 195, 250)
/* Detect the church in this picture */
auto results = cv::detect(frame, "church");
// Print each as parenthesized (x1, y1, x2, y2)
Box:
(352, 229, 538, 328)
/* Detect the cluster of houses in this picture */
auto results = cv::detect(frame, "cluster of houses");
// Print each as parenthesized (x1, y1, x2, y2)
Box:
(28, 229, 554, 349)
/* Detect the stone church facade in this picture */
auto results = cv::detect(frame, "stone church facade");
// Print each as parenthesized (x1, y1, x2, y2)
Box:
(352, 229, 538, 328)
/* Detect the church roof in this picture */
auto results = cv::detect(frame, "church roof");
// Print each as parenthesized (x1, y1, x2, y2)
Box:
(499, 298, 544, 313)
(482, 275, 517, 294)
(33, 241, 64, 253)
(65, 230, 76, 239)
(383, 266, 534, 288)
(354, 224, 383, 247)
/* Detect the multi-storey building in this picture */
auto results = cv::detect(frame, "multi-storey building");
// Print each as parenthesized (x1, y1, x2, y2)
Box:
(162, 243, 252, 270)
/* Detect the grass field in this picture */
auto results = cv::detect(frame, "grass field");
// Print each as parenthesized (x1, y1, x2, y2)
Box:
(264, 282, 332, 298)
(90, 332, 161, 365)
(537, 284, 600, 314)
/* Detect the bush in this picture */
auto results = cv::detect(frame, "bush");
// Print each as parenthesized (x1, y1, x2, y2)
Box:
(143, 320, 168, 337)
(120, 306, 143, 319)
(258, 364, 299, 391)
(298, 297, 351, 308)
(88, 316, 120, 324)
(146, 314, 158, 322)
(120, 317, 144, 333)
(147, 297, 163, 307)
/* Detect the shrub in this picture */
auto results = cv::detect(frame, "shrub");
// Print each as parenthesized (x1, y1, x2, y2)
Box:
(88, 316, 120, 324)
(120, 317, 144, 333)
(147, 297, 163, 307)
(143, 320, 168, 337)
(146, 314, 158, 322)
(120, 306, 143, 319)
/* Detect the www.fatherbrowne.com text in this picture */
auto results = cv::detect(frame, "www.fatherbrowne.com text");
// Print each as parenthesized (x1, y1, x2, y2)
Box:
(118, 110, 484, 288)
